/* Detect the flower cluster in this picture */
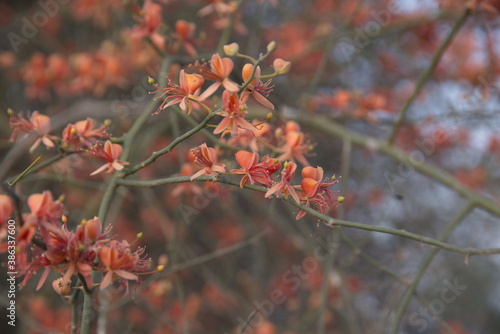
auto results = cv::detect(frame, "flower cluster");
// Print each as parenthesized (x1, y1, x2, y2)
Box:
(0, 191, 152, 295)
(188, 144, 339, 219)
(8, 111, 128, 176)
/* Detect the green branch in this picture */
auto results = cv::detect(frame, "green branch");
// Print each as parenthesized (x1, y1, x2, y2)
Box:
(116, 175, 500, 257)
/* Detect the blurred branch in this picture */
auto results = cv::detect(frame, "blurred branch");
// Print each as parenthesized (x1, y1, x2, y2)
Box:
(217, 0, 244, 54)
(389, 202, 474, 334)
(296, 115, 500, 217)
(107, 229, 269, 311)
(340, 230, 458, 334)
(388, 9, 471, 144)
(116, 175, 500, 257)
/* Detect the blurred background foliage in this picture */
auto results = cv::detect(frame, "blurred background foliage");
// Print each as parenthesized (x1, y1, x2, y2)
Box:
(1, 0, 500, 333)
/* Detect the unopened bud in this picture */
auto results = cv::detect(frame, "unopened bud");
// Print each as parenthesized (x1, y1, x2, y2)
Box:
(331, 175, 336, 181)
(273, 58, 291, 75)
(337, 196, 345, 203)
(267, 41, 276, 53)
(70, 128, 76, 134)
(103, 119, 111, 127)
(157, 265, 165, 271)
(52, 277, 71, 296)
(284, 161, 289, 168)
(58, 195, 65, 202)
(223, 43, 239, 56)
(62, 215, 68, 224)
(148, 76, 155, 85)
(7, 108, 14, 115)
(266, 113, 273, 120)
(137, 232, 143, 239)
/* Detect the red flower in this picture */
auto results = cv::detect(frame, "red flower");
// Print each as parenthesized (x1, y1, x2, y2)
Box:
(89, 140, 129, 175)
(190, 143, 226, 180)
(230, 151, 280, 188)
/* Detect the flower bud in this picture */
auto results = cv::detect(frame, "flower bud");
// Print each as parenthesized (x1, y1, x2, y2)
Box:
(337, 196, 345, 203)
(223, 43, 239, 56)
(148, 76, 155, 85)
(273, 58, 291, 75)
(52, 277, 71, 296)
(266, 113, 273, 120)
(86, 217, 102, 242)
(267, 41, 276, 53)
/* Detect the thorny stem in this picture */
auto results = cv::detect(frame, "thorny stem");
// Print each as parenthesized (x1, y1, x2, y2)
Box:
(70, 288, 80, 334)
(80, 290, 93, 334)
(116, 175, 500, 257)
(388, 9, 471, 144)
(389, 202, 474, 334)
(122, 112, 218, 176)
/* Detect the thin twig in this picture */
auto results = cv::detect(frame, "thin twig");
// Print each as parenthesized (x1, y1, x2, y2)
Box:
(388, 9, 471, 144)
(389, 202, 474, 334)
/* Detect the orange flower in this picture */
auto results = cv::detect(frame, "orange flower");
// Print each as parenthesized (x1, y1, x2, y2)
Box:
(240, 64, 274, 110)
(278, 121, 310, 165)
(98, 240, 150, 291)
(230, 150, 279, 188)
(23, 191, 65, 226)
(172, 20, 197, 57)
(0, 194, 13, 225)
(190, 143, 226, 180)
(265, 162, 300, 204)
(296, 166, 338, 219)
(152, 70, 205, 115)
(62, 118, 109, 150)
(9, 111, 57, 153)
(89, 140, 129, 175)
(214, 91, 255, 137)
(195, 54, 239, 100)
